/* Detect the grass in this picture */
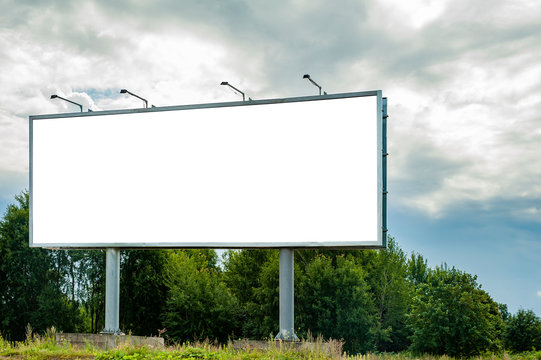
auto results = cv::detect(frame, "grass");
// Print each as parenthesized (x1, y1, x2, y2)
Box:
(0, 326, 97, 360)
(2, 330, 541, 360)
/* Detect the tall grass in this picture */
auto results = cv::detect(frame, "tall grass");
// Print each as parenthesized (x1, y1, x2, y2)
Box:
(2, 330, 541, 360)
(0, 325, 96, 360)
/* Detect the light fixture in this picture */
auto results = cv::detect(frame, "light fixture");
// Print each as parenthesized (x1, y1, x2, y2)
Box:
(220, 81, 246, 101)
(120, 89, 148, 108)
(303, 74, 326, 95)
(50, 94, 83, 112)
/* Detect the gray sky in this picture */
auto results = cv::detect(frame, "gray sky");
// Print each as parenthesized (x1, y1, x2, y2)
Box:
(1, 0, 540, 314)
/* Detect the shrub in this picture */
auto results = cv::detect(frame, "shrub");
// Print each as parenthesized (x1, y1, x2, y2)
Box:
(504, 309, 541, 352)
(408, 266, 502, 357)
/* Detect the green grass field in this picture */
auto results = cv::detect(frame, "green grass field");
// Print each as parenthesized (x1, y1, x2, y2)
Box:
(1, 332, 541, 360)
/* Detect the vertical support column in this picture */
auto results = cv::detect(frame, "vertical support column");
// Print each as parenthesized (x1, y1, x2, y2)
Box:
(382, 97, 388, 247)
(275, 248, 299, 341)
(102, 248, 122, 334)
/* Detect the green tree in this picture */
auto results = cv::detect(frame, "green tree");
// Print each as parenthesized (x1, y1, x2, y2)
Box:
(498, 303, 510, 322)
(78, 250, 105, 333)
(0, 192, 77, 339)
(408, 266, 502, 357)
(163, 250, 238, 343)
(48, 249, 96, 333)
(120, 249, 170, 336)
(252, 250, 281, 338)
(369, 239, 412, 352)
(296, 254, 376, 354)
(503, 309, 541, 352)
(223, 249, 278, 338)
(407, 252, 429, 286)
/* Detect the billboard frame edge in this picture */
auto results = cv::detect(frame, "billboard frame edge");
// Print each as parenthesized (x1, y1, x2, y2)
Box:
(29, 90, 387, 249)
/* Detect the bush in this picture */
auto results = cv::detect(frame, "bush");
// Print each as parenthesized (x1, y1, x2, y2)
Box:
(504, 309, 541, 352)
(296, 254, 376, 354)
(163, 250, 238, 343)
(408, 266, 502, 357)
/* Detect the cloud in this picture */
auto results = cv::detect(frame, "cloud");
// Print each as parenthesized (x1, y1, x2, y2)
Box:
(384, 14, 541, 218)
(0, 0, 540, 317)
(537, 291, 541, 298)
(0, 0, 541, 224)
(0, 169, 28, 216)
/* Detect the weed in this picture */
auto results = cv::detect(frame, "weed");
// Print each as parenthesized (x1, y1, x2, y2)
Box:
(3, 333, 541, 360)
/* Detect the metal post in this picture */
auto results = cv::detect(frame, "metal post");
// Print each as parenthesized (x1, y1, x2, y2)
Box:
(382, 97, 388, 247)
(102, 248, 122, 334)
(275, 248, 299, 341)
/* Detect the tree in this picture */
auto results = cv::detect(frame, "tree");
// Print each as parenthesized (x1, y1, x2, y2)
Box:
(48, 249, 97, 333)
(0, 192, 76, 339)
(407, 252, 429, 286)
(503, 309, 541, 352)
(223, 249, 278, 338)
(163, 250, 238, 343)
(369, 239, 412, 352)
(296, 254, 376, 354)
(408, 266, 502, 357)
(77, 250, 105, 333)
(120, 249, 170, 336)
(498, 303, 510, 322)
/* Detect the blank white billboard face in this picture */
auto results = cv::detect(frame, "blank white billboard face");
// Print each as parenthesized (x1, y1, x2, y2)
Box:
(30, 92, 384, 248)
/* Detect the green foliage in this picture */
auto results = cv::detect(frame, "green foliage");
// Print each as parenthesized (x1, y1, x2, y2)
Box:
(0, 192, 104, 339)
(223, 249, 279, 338)
(251, 251, 281, 339)
(0, 328, 97, 360)
(498, 303, 510, 322)
(79, 249, 106, 333)
(0, 192, 76, 339)
(163, 250, 238, 343)
(296, 254, 376, 354)
(368, 239, 412, 352)
(120, 249, 171, 336)
(96, 346, 223, 360)
(95, 338, 344, 360)
(7, 333, 541, 360)
(408, 266, 503, 357)
(3, 190, 541, 357)
(503, 309, 541, 352)
(406, 252, 429, 286)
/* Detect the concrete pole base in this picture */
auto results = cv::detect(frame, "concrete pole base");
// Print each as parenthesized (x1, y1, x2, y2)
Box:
(275, 329, 300, 341)
(99, 329, 125, 335)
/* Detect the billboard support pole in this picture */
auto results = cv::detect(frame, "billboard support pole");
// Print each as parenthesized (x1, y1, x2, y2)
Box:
(102, 248, 123, 334)
(382, 96, 388, 247)
(275, 248, 299, 341)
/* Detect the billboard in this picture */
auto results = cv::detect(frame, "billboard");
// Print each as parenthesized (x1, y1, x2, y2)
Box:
(30, 91, 386, 248)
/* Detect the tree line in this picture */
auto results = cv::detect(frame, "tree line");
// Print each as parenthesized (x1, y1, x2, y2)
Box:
(1, 191, 540, 356)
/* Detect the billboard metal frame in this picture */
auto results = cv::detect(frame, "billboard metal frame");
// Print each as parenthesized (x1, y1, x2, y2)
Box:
(30, 91, 387, 250)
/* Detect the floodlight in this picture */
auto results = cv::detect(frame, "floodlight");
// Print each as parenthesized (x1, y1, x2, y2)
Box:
(50, 94, 83, 112)
(120, 89, 148, 108)
(220, 81, 246, 101)
(302, 74, 326, 96)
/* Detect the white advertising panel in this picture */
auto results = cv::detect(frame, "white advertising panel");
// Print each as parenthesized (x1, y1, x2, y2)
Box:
(30, 92, 385, 248)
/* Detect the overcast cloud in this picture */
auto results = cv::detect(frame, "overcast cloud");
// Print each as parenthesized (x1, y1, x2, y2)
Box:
(1, 0, 540, 313)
